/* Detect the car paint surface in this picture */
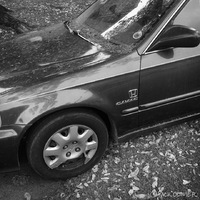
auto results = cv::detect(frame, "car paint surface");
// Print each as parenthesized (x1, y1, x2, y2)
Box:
(0, 23, 101, 99)
(0, 21, 141, 171)
(0, 0, 200, 173)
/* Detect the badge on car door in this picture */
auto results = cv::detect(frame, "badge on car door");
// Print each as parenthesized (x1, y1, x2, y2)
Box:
(116, 89, 138, 106)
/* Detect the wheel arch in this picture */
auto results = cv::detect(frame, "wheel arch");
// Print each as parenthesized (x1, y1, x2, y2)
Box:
(18, 106, 118, 159)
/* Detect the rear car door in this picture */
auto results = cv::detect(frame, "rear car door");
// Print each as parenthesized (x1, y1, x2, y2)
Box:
(139, 0, 200, 127)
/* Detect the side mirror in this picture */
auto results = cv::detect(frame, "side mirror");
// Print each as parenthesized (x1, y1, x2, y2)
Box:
(149, 25, 200, 51)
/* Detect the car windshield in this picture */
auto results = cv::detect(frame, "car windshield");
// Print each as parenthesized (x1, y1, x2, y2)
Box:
(72, 0, 177, 46)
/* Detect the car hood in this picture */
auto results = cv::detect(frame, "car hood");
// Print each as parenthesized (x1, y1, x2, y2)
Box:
(0, 23, 111, 97)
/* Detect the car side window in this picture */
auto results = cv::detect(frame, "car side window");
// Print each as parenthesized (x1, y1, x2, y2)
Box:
(173, 0, 200, 32)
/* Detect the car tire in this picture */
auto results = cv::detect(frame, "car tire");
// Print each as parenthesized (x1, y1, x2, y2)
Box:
(26, 110, 109, 180)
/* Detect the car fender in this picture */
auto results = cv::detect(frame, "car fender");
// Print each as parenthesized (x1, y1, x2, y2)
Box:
(1, 86, 118, 137)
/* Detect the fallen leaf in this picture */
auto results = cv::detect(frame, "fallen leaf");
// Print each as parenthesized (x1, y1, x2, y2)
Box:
(91, 174, 96, 182)
(144, 144, 150, 148)
(159, 152, 164, 156)
(132, 186, 140, 191)
(60, 193, 65, 198)
(143, 164, 150, 174)
(165, 150, 177, 162)
(135, 162, 141, 166)
(102, 169, 108, 174)
(94, 190, 99, 197)
(24, 192, 31, 200)
(84, 183, 89, 187)
(102, 163, 108, 174)
(76, 193, 80, 198)
(92, 165, 98, 173)
(156, 137, 162, 144)
(104, 163, 108, 169)
(101, 177, 109, 180)
(183, 180, 191, 185)
(115, 173, 122, 177)
(151, 189, 158, 197)
(122, 142, 129, 148)
(114, 157, 121, 164)
(128, 189, 134, 196)
(152, 177, 158, 188)
(128, 167, 140, 180)
(108, 185, 120, 191)
(134, 194, 147, 199)
(158, 186, 165, 193)
(101, 177, 109, 183)
(140, 151, 151, 154)
(76, 183, 83, 189)
(65, 194, 71, 200)
(195, 132, 200, 136)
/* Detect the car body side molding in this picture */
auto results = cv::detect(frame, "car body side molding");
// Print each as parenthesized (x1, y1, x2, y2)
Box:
(140, 89, 200, 109)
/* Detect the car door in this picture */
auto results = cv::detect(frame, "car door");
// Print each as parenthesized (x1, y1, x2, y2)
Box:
(139, 0, 200, 127)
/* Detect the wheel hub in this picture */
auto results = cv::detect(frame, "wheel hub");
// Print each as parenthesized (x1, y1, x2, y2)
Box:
(43, 124, 98, 169)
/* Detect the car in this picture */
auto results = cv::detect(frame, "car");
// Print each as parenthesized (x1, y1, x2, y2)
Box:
(0, 0, 200, 180)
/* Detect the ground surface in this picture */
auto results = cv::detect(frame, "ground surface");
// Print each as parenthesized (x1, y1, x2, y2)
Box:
(0, 0, 200, 200)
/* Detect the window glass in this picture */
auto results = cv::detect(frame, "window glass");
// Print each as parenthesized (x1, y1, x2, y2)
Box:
(173, 0, 200, 32)
(83, 0, 177, 45)
(85, 0, 140, 33)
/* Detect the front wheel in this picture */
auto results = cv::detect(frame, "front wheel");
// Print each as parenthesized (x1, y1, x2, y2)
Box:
(27, 110, 109, 179)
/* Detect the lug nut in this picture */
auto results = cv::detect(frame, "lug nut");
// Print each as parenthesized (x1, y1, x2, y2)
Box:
(75, 147, 81, 152)
(66, 152, 71, 157)
(72, 141, 78, 144)
(63, 145, 68, 149)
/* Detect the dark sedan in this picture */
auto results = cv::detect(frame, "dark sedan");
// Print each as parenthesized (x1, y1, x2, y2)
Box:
(0, 0, 200, 179)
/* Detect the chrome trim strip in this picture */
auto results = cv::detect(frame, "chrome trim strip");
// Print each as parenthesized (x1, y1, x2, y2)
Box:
(143, 47, 174, 56)
(140, 90, 200, 109)
(122, 107, 139, 114)
(143, 0, 187, 55)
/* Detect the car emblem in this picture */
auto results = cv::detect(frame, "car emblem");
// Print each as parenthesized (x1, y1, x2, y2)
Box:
(116, 89, 138, 106)
(129, 89, 138, 99)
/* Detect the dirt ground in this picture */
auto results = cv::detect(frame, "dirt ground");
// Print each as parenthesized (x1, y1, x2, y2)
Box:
(0, 1, 200, 200)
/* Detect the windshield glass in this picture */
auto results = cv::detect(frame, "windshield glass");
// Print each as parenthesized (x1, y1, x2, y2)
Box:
(73, 0, 177, 46)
